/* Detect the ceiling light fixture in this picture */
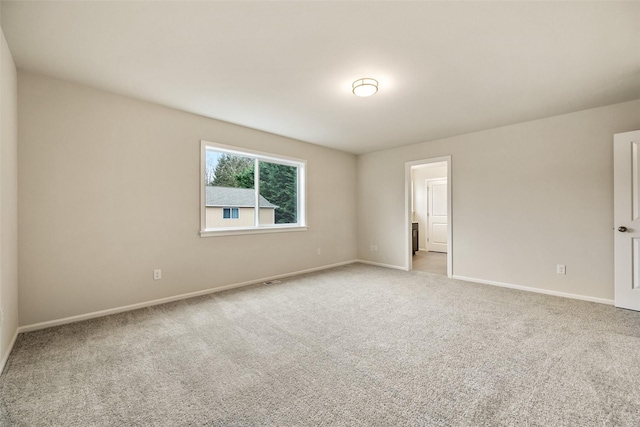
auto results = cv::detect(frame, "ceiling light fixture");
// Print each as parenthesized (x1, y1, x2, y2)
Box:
(352, 78, 378, 97)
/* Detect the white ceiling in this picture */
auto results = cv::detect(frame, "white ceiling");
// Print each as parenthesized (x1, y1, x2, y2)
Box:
(2, 1, 639, 154)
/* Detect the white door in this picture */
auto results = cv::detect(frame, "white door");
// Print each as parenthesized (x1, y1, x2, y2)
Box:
(614, 130, 640, 311)
(427, 178, 448, 253)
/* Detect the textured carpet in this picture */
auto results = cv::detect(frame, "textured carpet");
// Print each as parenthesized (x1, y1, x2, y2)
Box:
(1, 263, 640, 426)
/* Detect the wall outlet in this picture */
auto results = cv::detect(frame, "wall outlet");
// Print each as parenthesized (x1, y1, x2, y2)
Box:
(369, 245, 378, 252)
(317, 248, 322, 255)
(557, 264, 566, 275)
(153, 269, 162, 280)
(0, 308, 3, 327)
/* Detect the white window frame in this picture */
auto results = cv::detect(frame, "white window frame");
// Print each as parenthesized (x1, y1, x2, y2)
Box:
(200, 140, 307, 237)
(222, 207, 239, 219)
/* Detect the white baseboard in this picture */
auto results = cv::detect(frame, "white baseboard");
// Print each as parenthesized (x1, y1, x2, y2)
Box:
(18, 260, 358, 334)
(17, 261, 613, 336)
(452, 275, 614, 305)
(356, 259, 407, 271)
(0, 329, 19, 374)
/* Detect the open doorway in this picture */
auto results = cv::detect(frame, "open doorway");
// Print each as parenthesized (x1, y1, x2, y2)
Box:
(405, 156, 452, 276)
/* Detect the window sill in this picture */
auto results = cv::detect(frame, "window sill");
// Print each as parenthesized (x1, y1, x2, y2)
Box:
(199, 225, 308, 237)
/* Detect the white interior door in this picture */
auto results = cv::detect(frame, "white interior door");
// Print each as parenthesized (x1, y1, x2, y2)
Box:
(614, 130, 640, 311)
(427, 178, 448, 253)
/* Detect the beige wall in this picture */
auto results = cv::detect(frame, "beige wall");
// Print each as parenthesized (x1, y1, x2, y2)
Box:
(412, 163, 447, 250)
(13, 69, 640, 326)
(205, 207, 274, 228)
(0, 26, 18, 361)
(18, 71, 358, 326)
(259, 207, 275, 226)
(358, 100, 640, 301)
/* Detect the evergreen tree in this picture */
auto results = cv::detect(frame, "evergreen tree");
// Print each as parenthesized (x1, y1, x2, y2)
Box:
(234, 163, 255, 189)
(210, 154, 252, 187)
(259, 162, 297, 224)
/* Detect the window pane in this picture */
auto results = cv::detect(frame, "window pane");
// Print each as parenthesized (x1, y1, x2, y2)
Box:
(201, 141, 306, 235)
(205, 150, 255, 228)
(259, 161, 297, 225)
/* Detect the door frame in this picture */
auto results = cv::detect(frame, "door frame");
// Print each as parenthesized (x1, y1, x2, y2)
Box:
(405, 156, 452, 276)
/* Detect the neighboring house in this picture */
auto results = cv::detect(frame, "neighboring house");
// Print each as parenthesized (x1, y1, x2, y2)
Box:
(205, 186, 278, 228)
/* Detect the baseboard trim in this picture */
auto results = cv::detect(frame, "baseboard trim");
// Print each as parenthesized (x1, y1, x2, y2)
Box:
(0, 329, 19, 374)
(452, 275, 614, 305)
(18, 260, 358, 334)
(356, 259, 407, 271)
(18, 263, 612, 334)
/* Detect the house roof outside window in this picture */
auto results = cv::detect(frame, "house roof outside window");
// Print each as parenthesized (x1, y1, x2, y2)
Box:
(205, 186, 278, 209)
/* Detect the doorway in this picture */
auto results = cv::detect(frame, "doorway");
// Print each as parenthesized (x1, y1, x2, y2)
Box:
(405, 156, 452, 276)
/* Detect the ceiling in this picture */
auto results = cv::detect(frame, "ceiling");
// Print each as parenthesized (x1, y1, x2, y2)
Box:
(2, 1, 639, 155)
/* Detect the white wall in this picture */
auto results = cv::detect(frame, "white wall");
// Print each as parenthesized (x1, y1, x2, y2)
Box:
(412, 163, 447, 250)
(358, 100, 640, 301)
(18, 72, 358, 326)
(0, 24, 18, 365)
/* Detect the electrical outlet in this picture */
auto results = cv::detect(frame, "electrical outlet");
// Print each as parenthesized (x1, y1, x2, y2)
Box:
(153, 269, 162, 280)
(369, 245, 378, 252)
(557, 264, 566, 275)
(317, 248, 322, 255)
(0, 308, 3, 327)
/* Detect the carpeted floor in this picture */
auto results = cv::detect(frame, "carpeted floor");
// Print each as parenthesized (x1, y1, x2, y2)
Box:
(1, 263, 640, 426)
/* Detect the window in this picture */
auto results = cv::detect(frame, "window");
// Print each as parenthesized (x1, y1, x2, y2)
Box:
(201, 140, 306, 236)
(222, 208, 239, 219)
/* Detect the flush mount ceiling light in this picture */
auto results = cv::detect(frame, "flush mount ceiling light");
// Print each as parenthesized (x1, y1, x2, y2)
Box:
(352, 78, 378, 97)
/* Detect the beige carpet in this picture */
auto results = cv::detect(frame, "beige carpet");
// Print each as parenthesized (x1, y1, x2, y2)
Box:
(1, 263, 640, 426)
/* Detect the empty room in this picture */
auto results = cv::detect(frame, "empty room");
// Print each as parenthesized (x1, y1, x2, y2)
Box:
(1, 1, 639, 425)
